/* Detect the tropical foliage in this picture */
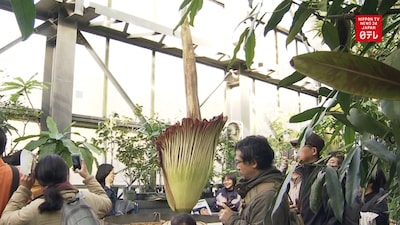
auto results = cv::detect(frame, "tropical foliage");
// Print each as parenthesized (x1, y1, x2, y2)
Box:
(9, 0, 400, 221)
(0, 73, 47, 147)
(92, 110, 169, 190)
(0, 74, 101, 173)
(15, 116, 102, 173)
(175, 0, 400, 222)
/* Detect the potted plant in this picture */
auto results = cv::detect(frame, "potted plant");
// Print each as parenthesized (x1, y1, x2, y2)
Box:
(92, 107, 169, 200)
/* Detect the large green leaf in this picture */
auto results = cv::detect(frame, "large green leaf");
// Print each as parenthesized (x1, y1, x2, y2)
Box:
(286, 2, 313, 46)
(397, 155, 400, 182)
(310, 170, 325, 213)
(325, 166, 344, 223)
(10, 0, 35, 40)
(338, 146, 357, 181)
(82, 142, 103, 155)
(46, 116, 59, 135)
(319, 87, 333, 97)
(347, 108, 390, 137)
(278, 71, 306, 88)
(38, 142, 57, 158)
(359, 0, 378, 14)
(381, 100, 400, 122)
(343, 126, 355, 152)
(291, 51, 400, 100)
(289, 107, 325, 123)
(337, 92, 351, 114)
(322, 21, 340, 50)
(174, 0, 203, 32)
(228, 28, 247, 69)
(329, 112, 356, 130)
(263, 0, 292, 36)
(381, 100, 400, 147)
(377, 0, 397, 15)
(245, 30, 256, 68)
(327, 0, 344, 16)
(345, 147, 360, 206)
(362, 139, 396, 163)
(24, 137, 49, 151)
(80, 147, 95, 174)
(14, 134, 41, 142)
(383, 47, 400, 71)
(61, 139, 80, 154)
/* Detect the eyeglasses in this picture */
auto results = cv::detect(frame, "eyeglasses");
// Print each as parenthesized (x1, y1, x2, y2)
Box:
(235, 160, 244, 165)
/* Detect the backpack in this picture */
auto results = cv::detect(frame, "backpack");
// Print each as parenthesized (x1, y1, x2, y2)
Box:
(61, 191, 101, 225)
(9, 165, 19, 198)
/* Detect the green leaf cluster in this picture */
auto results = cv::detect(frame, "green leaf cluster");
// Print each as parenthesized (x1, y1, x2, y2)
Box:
(92, 110, 169, 189)
(15, 116, 102, 173)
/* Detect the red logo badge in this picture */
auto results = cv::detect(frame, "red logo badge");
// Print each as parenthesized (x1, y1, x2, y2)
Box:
(355, 15, 382, 42)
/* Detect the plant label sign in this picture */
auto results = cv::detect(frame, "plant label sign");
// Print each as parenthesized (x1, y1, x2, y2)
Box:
(355, 15, 382, 42)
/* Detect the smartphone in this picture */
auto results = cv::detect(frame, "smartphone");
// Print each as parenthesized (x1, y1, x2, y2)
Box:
(71, 153, 81, 170)
(20, 149, 35, 175)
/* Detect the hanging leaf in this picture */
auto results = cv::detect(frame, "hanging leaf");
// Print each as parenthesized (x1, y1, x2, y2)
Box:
(278, 71, 306, 88)
(319, 87, 333, 97)
(347, 108, 390, 137)
(397, 156, 400, 182)
(38, 142, 57, 158)
(337, 92, 351, 114)
(80, 147, 95, 173)
(289, 107, 325, 123)
(322, 21, 340, 50)
(381, 100, 400, 146)
(310, 170, 325, 213)
(359, 0, 378, 14)
(263, 0, 292, 36)
(378, 0, 398, 15)
(383, 47, 400, 71)
(188, 0, 203, 26)
(381, 100, 400, 122)
(338, 146, 357, 181)
(10, 0, 35, 40)
(291, 51, 400, 100)
(174, 0, 203, 32)
(46, 117, 59, 136)
(363, 139, 396, 163)
(325, 166, 344, 223)
(329, 112, 356, 130)
(345, 147, 360, 206)
(245, 30, 256, 68)
(23, 137, 48, 151)
(327, 0, 344, 16)
(228, 28, 247, 69)
(286, 2, 313, 46)
(344, 126, 355, 152)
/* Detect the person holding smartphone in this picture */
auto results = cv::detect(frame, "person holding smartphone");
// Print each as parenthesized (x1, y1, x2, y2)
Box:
(0, 154, 112, 224)
(96, 163, 118, 216)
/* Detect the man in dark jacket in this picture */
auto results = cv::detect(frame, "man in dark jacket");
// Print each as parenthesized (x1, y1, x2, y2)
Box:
(292, 132, 360, 225)
(218, 135, 290, 225)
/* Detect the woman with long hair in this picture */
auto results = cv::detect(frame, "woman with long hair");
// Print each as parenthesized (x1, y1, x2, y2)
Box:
(0, 154, 111, 224)
(96, 163, 118, 216)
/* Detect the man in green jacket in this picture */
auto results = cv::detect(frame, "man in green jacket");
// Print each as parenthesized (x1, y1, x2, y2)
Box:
(218, 135, 290, 225)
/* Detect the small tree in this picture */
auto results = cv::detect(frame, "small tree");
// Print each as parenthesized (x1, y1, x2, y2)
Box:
(92, 108, 169, 191)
